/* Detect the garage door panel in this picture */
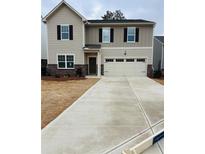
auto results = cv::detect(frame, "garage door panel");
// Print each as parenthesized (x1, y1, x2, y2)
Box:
(104, 59, 147, 77)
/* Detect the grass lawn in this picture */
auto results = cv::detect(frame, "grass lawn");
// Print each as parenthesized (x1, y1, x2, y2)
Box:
(41, 78, 99, 128)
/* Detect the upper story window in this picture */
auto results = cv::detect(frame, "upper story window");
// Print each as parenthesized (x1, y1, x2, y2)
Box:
(124, 27, 139, 43)
(57, 54, 75, 69)
(102, 28, 110, 43)
(57, 25, 73, 40)
(99, 28, 114, 43)
(61, 25, 69, 40)
(127, 27, 136, 43)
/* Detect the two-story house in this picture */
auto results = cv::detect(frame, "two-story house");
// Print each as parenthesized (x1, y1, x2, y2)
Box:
(42, 0, 155, 77)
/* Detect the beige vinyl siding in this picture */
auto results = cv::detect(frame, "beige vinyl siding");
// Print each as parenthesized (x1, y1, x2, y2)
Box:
(85, 25, 153, 47)
(101, 48, 153, 64)
(46, 4, 84, 64)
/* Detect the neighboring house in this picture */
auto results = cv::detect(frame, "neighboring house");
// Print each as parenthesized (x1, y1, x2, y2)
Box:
(42, 0, 155, 77)
(153, 36, 164, 72)
(41, 18, 48, 67)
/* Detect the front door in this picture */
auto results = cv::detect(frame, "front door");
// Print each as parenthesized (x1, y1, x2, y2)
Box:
(89, 57, 97, 75)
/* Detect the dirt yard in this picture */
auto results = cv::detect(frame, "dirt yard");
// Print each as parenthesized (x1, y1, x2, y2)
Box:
(153, 78, 164, 85)
(41, 78, 99, 128)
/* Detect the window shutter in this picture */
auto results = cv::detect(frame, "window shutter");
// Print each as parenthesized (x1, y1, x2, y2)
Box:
(99, 28, 102, 42)
(110, 28, 114, 42)
(124, 28, 127, 42)
(69, 25, 73, 40)
(57, 25, 61, 40)
(135, 28, 139, 42)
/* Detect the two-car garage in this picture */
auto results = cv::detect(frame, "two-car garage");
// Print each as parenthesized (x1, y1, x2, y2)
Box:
(104, 57, 147, 77)
(101, 48, 153, 77)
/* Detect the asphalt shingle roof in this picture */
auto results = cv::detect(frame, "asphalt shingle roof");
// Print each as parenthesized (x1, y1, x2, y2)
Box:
(87, 19, 154, 24)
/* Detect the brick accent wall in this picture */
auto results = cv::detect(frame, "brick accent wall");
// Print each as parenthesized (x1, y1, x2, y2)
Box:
(85, 64, 88, 75)
(41, 59, 48, 76)
(41, 59, 47, 67)
(47, 64, 88, 77)
(147, 64, 153, 78)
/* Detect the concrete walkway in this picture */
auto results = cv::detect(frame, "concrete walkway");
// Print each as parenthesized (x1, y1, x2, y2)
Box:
(42, 77, 164, 154)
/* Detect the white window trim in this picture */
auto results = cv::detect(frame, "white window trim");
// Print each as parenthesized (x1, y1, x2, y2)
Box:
(127, 27, 135, 43)
(102, 27, 110, 43)
(57, 53, 75, 69)
(61, 24, 69, 40)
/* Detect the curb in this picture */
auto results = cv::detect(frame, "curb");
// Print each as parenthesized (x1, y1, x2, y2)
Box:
(122, 129, 164, 154)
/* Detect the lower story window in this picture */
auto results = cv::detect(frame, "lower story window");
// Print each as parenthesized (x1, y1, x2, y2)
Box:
(57, 54, 74, 69)
(66, 55, 74, 68)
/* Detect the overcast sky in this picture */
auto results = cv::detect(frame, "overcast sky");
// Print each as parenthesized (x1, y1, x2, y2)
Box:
(42, 0, 164, 35)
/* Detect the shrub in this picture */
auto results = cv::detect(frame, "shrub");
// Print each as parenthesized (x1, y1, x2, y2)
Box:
(76, 68, 82, 77)
(63, 73, 70, 78)
(55, 74, 61, 78)
(153, 70, 161, 78)
(41, 67, 47, 76)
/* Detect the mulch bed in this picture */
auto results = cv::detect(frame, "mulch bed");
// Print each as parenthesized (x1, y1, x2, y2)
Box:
(41, 76, 86, 81)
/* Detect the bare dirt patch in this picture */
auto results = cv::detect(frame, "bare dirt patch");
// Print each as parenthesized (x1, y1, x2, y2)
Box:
(153, 78, 164, 85)
(41, 78, 99, 128)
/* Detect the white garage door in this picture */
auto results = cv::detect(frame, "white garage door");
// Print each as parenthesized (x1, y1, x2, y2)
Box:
(104, 58, 147, 77)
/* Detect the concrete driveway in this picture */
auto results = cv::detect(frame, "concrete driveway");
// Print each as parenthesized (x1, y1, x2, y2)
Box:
(42, 77, 164, 154)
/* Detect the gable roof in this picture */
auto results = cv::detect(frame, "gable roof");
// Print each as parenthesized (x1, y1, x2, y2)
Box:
(155, 36, 164, 44)
(42, 0, 155, 26)
(42, 0, 86, 22)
